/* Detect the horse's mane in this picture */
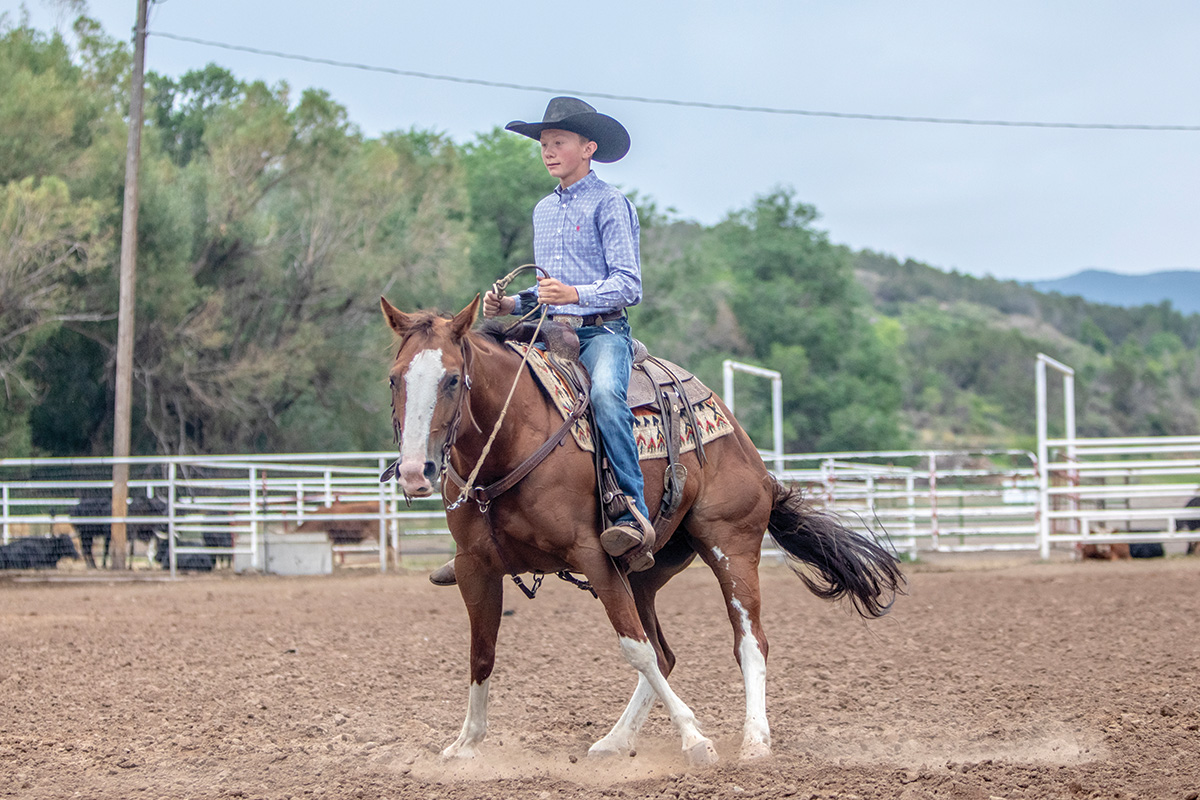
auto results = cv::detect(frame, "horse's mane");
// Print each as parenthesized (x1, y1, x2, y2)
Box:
(474, 317, 581, 364)
(389, 311, 515, 353)
(474, 318, 510, 345)
(402, 310, 452, 337)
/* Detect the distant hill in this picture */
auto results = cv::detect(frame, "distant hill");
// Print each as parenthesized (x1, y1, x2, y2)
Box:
(1031, 270, 1200, 315)
(850, 250, 1200, 445)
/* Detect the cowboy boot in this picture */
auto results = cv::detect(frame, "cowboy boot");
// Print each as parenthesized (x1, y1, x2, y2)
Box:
(600, 501, 656, 573)
(429, 559, 457, 586)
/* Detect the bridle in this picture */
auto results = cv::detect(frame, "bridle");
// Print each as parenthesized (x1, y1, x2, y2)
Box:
(378, 270, 599, 600)
(382, 264, 579, 512)
(383, 335, 477, 507)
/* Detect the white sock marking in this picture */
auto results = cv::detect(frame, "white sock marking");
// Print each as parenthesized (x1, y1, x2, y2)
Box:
(731, 597, 770, 753)
(443, 678, 490, 758)
(617, 636, 712, 754)
(591, 673, 656, 755)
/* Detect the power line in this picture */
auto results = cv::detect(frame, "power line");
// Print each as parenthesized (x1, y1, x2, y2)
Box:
(147, 30, 1200, 132)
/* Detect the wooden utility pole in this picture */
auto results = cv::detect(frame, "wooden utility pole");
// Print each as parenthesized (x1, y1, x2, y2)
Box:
(110, 0, 149, 570)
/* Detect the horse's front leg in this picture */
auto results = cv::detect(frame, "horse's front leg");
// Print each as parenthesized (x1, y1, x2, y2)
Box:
(588, 672, 656, 758)
(442, 555, 503, 760)
(588, 557, 689, 759)
(616, 634, 717, 765)
(587, 562, 718, 766)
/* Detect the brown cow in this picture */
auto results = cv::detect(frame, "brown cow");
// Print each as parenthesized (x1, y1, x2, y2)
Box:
(1079, 542, 1131, 560)
(292, 500, 392, 564)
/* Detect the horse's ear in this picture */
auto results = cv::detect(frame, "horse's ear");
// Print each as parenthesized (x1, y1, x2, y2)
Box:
(381, 296, 412, 336)
(450, 294, 481, 340)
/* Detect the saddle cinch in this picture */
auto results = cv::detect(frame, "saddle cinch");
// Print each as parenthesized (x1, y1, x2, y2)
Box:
(505, 320, 719, 533)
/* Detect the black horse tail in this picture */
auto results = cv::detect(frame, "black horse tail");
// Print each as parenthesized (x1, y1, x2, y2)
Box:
(766, 477, 905, 619)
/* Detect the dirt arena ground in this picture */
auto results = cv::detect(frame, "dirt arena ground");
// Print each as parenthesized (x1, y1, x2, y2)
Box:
(2, 554, 1199, 800)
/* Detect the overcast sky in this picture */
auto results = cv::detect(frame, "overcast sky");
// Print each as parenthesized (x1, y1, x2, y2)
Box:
(8, 0, 1199, 281)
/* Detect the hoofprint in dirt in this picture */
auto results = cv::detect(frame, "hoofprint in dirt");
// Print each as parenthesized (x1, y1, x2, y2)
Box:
(1, 560, 1198, 800)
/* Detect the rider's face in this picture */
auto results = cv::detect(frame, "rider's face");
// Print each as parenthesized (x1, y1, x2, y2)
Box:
(540, 129, 595, 188)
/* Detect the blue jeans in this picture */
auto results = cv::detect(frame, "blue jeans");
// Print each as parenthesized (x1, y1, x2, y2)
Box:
(576, 319, 650, 522)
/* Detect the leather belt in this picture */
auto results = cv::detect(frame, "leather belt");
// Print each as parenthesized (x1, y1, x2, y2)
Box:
(549, 310, 625, 328)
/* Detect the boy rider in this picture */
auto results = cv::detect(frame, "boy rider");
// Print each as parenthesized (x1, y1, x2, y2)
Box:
(429, 96, 654, 586)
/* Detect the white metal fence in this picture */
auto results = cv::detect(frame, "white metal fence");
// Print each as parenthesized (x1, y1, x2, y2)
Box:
(1033, 353, 1200, 557)
(773, 446, 1200, 559)
(4, 434, 1199, 573)
(771, 449, 1041, 558)
(1039, 435, 1200, 556)
(0, 453, 446, 575)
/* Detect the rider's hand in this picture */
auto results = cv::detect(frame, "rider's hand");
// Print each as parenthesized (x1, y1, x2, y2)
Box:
(483, 290, 516, 318)
(536, 277, 580, 306)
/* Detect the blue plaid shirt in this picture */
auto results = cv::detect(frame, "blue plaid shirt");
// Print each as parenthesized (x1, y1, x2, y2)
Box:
(516, 171, 641, 316)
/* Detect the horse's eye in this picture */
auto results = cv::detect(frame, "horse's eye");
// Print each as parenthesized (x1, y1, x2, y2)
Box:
(445, 375, 460, 392)
(389, 377, 396, 389)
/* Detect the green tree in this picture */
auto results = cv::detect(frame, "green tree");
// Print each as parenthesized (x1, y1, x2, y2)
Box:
(459, 127, 548, 290)
(378, 127, 473, 309)
(641, 188, 907, 453)
(147, 63, 243, 167)
(0, 177, 107, 455)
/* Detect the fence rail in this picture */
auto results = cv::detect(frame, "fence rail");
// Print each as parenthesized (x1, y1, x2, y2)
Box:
(1039, 435, 1200, 555)
(772, 449, 1041, 557)
(0, 453, 445, 575)
(4, 441, 1200, 574)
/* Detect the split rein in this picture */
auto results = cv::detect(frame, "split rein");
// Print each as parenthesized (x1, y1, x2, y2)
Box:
(445, 263, 553, 513)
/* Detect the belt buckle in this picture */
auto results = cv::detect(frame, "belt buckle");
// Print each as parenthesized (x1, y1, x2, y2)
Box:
(553, 315, 583, 329)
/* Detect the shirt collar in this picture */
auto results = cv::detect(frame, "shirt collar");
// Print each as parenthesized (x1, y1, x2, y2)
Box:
(555, 169, 598, 198)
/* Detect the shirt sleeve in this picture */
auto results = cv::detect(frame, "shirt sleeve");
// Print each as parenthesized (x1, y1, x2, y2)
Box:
(515, 288, 538, 315)
(572, 193, 642, 310)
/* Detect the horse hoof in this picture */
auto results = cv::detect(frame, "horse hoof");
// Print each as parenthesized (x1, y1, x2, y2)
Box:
(441, 742, 479, 760)
(685, 739, 719, 766)
(739, 741, 772, 760)
(587, 740, 628, 759)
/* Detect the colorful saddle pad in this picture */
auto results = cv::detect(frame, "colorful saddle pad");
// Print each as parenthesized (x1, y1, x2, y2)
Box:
(507, 342, 735, 460)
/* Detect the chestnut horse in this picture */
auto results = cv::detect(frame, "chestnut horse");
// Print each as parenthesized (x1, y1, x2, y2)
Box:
(382, 295, 903, 765)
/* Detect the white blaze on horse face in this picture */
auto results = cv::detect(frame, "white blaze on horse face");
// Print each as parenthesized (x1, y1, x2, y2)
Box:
(731, 597, 771, 758)
(400, 348, 447, 471)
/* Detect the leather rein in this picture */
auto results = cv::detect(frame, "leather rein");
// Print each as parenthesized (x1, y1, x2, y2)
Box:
(381, 265, 598, 599)
(435, 330, 593, 601)
(442, 356, 589, 513)
(381, 326, 589, 513)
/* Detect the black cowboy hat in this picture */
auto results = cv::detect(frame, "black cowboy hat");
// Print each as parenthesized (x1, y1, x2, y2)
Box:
(505, 96, 630, 163)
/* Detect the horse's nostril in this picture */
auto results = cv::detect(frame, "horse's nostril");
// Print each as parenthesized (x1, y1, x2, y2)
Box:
(423, 461, 438, 481)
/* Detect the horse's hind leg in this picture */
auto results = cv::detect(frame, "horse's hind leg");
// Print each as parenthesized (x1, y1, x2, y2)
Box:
(589, 672, 657, 758)
(589, 550, 693, 758)
(696, 534, 772, 760)
(582, 553, 717, 766)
